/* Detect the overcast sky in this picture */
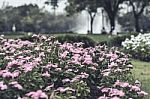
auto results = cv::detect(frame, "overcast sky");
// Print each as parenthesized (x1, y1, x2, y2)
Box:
(0, 0, 66, 13)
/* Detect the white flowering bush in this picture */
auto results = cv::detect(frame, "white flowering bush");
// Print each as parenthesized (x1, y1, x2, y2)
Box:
(0, 35, 148, 99)
(122, 33, 150, 61)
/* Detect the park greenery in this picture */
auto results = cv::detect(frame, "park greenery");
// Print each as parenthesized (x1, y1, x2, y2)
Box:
(0, 0, 150, 99)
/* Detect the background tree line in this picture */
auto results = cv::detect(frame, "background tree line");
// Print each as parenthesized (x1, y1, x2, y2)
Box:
(0, 0, 150, 34)
(0, 4, 76, 33)
(64, 0, 150, 34)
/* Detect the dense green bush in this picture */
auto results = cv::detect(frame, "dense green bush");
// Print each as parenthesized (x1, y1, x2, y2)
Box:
(19, 35, 34, 42)
(19, 35, 96, 48)
(107, 33, 138, 47)
(55, 35, 96, 48)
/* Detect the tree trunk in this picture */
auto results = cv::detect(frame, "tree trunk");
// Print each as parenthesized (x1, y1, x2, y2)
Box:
(109, 17, 115, 34)
(88, 12, 96, 34)
(134, 15, 140, 32)
(90, 17, 94, 34)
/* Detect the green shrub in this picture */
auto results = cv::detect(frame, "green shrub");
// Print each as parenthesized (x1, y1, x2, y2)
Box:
(107, 33, 138, 47)
(55, 35, 96, 48)
(19, 35, 34, 42)
(19, 34, 97, 48)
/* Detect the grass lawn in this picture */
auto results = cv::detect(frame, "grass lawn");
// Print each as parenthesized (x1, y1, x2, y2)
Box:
(132, 60, 150, 99)
(3, 34, 25, 39)
(49, 34, 115, 43)
(86, 34, 113, 43)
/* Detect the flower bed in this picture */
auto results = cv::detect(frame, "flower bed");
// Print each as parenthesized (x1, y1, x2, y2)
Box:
(0, 35, 147, 99)
(122, 33, 150, 61)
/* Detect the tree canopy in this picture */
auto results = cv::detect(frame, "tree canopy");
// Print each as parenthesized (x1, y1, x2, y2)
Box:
(66, 0, 99, 34)
(128, 0, 150, 32)
(0, 4, 76, 33)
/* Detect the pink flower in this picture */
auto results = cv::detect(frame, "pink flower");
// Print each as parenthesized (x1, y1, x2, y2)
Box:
(9, 81, 23, 90)
(45, 84, 54, 91)
(57, 87, 75, 93)
(88, 67, 97, 70)
(98, 96, 108, 99)
(80, 72, 89, 78)
(2, 71, 12, 78)
(110, 96, 120, 99)
(9, 81, 18, 85)
(18, 97, 28, 99)
(121, 82, 129, 88)
(12, 71, 20, 78)
(102, 71, 110, 76)
(42, 71, 50, 77)
(114, 80, 120, 86)
(7, 60, 21, 68)
(60, 51, 69, 58)
(34, 46, 40, 51)
(56, 87, 66, 93)
(107, 53, 118, 61)
(55, 68, 62, 71)
(72, 54, 81, 60)
(23, 66, 33, 72)
(23, 63, 35, 73)
(72, 48, 83, 54)
(70, 59, 81, 65)
(108, 62, 118, 68)
(46, 63, 53, 68)
(0, 70, 7, 76)
(26, 90, 48, 99)
(130, 85, 140, 92)
(137, 91, 148, 96)
(99, 58, 104, 61)
(114, 80, 129, 88)
(0, 81, 7, 90)
(101, 88, 110, 93)
(83, 55, 93, 65)
(34, 57, 42, 63)
(14, 84, 23, 90)
(62, 78, 70, 83)
(39, 52, 45, 57)
(109, 89, 125, 97)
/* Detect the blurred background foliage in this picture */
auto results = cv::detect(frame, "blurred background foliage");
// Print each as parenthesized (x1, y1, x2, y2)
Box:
(0, 4, 77, 33)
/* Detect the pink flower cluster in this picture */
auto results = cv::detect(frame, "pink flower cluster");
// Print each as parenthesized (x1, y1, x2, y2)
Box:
(99, 80, 148, 99)
(0, 81, 7, 90)
(18, 90, 48, 99)
(0, 35, 148, 99)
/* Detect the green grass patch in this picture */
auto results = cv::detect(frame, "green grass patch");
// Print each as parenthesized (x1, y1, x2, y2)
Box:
(132, 60, 150, 99)
(4, 34, 25, 39)
(49, 34, 114, 43)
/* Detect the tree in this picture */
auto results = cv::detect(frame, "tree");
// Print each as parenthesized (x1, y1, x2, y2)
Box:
(118, 11, 150, 32)
(45, 0, 60, 15)
(128, 0, 150, 32)
(118, 12, 135, 32)
(99, 0, 125, 34)
(0, 4, 76, 33)
(66, 0, 99, 34)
